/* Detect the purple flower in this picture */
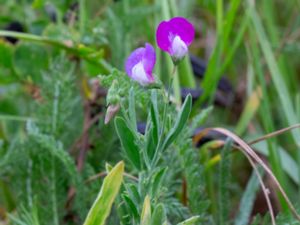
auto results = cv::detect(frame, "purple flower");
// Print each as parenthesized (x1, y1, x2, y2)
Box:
(156, 17, 195, 62)
(125, 43, 156, 86)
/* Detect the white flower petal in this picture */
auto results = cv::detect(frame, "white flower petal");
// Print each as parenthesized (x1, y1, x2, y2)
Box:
(131, 62, 152, 85)
(171, 35, 188, 61)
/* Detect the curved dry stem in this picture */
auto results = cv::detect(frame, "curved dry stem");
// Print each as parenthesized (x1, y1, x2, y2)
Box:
(248, 123, 300, 145)
(243, 151, 276, 225)
(85, 171, 138, 183)
(199, 139, 276, 224)
(194, 127, 300, 221)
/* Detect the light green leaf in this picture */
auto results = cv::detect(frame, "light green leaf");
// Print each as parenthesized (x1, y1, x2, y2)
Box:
(151, 204, 166, 225)
(177, 216, 201, 225)
(83, 161, 124, 225)
(141, 195, 151, 225)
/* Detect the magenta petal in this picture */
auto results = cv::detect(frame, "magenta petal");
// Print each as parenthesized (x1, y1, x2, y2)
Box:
(143, 43, 156, 75)
(169, 17, 195, 45)
(125, 43, 156, 85)
(156, 17, 195, 53)
(125, 47, 144, 77)
(156, 21, 172, 52)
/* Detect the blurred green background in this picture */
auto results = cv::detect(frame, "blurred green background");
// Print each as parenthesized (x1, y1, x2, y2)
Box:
(1, 0, 300, 224)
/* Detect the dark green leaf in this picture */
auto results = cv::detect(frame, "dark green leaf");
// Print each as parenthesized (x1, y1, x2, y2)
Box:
(126, 184, 141, 206)
(115, 117, 141, 169)
(161, 94, 192, 151)
(122, 194, 139, 220)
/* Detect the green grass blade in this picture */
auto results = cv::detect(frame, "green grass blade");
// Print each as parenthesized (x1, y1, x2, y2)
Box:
(234, 169, 261, 225)
(248, 2, 300, 147)
(191, 0, 242, 115)
(178, 57, 196, 88)
(235, 87, 261, 136)
(218, 138, 233, 225)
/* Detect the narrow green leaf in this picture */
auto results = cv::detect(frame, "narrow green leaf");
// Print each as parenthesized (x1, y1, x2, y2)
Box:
(115, 117, 141, 169)
(161, 94, 192, 151)
(83, 161, 124, 225)
(177, 216, 201, 225)
(248, 1, 299, 209)
(122, 194, 139, 219)
(151, 204, 166, 225)
(146, 126, 156, 161)
(146, 90, 160, 160)
(151, 168, 167, 197)
(191, 0, 242, 113)
(126, 184, 141, 205)
(218, 138, 233, 225)
(248, 1, 300, 147)
(235, 87, 261, 136)
(234, 169, 261, 225)
(141, 195, 151, 225)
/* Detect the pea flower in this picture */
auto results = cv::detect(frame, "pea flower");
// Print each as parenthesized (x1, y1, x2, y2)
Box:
(125, 43, 156, 86)
(156, 17, 195, 63)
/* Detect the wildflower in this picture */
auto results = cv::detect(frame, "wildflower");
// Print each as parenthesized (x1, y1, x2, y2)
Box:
(156, 17, 195, 63)
(125, 43, 156, 86)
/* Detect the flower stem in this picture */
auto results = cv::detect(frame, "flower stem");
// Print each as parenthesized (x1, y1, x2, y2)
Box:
(151, 66, 176, 168)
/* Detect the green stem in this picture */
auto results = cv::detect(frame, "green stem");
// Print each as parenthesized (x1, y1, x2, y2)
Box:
(178, 57, 196, 88)
(0, 31, 111, 73)
(216, 0, 223, 38)
(151, 67, 176, 168)
(51, 156, 59, 225)
(79, 0, 86, 35)
(0, 114, 37, 122)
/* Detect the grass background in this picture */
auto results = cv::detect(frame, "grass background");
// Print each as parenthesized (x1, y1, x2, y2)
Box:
(0, 0, 300, 224)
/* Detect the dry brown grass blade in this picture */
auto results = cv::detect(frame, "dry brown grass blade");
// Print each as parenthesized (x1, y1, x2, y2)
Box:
(243, 151, 276, 225)
(195, 135, 276, 224)
(248, 123, 300, 145)
(193, 127, 300, 222)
